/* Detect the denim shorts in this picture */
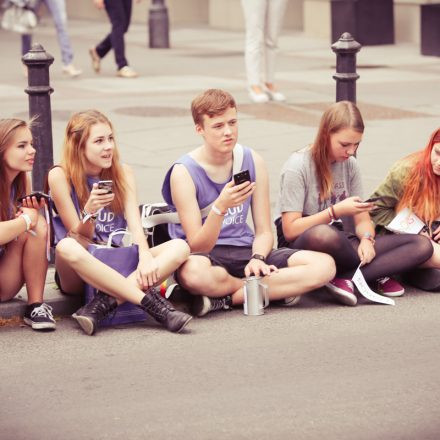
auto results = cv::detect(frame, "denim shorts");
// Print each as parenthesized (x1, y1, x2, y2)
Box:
(194, 245, 299, 279)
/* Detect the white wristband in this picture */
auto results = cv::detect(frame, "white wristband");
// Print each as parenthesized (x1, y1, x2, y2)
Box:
(20, 213, 31, 231)
(212, 204, 226, 216)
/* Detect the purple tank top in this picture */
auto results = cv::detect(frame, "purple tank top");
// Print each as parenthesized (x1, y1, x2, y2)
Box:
(53, 176, 126, 245)
(162, 145, 255, 246)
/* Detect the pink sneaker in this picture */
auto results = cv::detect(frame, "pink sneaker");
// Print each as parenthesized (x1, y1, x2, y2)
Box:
(376, 277, 405, 297)
(325, 278, 357, 306)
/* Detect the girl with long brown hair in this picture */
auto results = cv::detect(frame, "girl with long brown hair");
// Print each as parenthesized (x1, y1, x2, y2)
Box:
(274, 101, 433, 306)
(370, 128, 440, 289)
(48, 110, 192, 335)
(0, 118, 55, 330)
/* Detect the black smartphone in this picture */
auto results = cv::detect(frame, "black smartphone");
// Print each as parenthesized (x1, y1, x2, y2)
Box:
(233, 170, 251, 186)
(363, 196, 384, 203)
(17, 191, 50, 205)
(97, 180, 113, 194)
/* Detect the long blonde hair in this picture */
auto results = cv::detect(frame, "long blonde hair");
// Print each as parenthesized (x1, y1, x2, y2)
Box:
(0, 118, 29, 221)
(61, 110, 126, 213)
(311, 101, 364, 200)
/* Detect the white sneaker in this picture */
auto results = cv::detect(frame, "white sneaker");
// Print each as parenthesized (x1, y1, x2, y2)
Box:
(62, 64, 82, 77)
(277, 296, 301, 307)
(249, 88, 269, 103)
(264, 87, 286, 102)
(117, 66, 138, 78)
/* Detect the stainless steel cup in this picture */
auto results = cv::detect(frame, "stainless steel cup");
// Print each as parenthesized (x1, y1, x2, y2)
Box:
(243, 276, 269, 316)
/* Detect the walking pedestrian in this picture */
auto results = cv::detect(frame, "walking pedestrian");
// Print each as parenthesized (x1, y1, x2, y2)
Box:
(241, 0, 288, 103)
(88, 0, 140, 78)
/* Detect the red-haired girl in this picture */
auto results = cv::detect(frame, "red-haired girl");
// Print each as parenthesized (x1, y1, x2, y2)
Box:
(275, 101, 433, 306)
(370, 128, 440, 289)
(48, 110, 192, 335)
(0, 118, 54, 330)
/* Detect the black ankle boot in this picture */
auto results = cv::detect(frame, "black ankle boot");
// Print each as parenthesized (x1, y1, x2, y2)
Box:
(140, 289, 192, 333)
(72, 291, 118, 336)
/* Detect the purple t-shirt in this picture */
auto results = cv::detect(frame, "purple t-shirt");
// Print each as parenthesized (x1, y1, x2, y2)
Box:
(162, 145, 256, 246)
(53, 175, 126, 245)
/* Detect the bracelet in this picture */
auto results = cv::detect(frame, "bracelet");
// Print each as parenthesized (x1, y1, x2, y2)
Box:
(20, 213, 31, 231)
(82, 209, 98, 224)
(327, 207, 335, 222)
(212, 204, 226, 216)
(251, 253, 266, 262)
(361, 232, 375, 245)
(330, 205, 338, 220)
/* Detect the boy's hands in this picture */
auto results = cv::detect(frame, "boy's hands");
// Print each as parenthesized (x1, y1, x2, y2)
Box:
(216, 180, 256, 213)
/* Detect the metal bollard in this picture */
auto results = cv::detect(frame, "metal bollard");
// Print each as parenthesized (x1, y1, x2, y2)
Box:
(331, 32, 361, 103)
(148, 0, 170, 48)
(22, 43, 54, 191)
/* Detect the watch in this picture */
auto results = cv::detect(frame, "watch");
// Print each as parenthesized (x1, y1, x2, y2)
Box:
(361, 232, 375, 245)
(251, 253, 266, 262)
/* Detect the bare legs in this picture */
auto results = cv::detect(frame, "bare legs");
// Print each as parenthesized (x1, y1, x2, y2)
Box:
(177, 250, 336, 305)
(0, 215, 48, 304)
(55, 237, 189, 303)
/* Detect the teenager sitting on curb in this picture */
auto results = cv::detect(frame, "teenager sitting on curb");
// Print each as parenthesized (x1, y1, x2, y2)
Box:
(161, 89, 336, 316)
(369, 128, 440, 291)
(0, 118, 55, 330)
(48, 110, 192, 335)
(275, 101, 433, 306)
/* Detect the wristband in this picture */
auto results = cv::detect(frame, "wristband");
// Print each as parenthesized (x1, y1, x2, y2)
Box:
(327, 207, 335, 222)
(20, 213, 31, 231)
(361, 232, 375, 245)
(251, 253, 266, 262)
(82, 209, 98, 224)
(330, 205, 338, 220)
(212, 204, 226, 216)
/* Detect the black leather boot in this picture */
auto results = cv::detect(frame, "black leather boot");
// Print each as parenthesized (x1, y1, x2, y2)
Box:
(140, 289, 192, 333)
(72, 291, 118, 336)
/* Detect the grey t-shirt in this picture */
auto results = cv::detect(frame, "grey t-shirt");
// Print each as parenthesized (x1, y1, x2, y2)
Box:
(275, 147, 363, 220)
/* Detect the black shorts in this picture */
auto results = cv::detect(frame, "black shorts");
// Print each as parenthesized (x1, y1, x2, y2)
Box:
(194, 245, 300, 279)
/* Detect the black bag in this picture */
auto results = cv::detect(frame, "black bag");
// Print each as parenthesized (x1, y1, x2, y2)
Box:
(140, 203, 172, 248)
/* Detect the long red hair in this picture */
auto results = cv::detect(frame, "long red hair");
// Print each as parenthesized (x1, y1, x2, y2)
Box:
(61, 110, 127, 214)
(311, 101, 364, 200)
(0, 119, 29, 221)
(397, 128, 440, 224)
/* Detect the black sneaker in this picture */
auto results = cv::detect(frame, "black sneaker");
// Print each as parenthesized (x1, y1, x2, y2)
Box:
(165, 283, 194, 314)
(24, 302, 56, 331)
(140, 289, 192, 333)
(191, 295, 232, 317)
(72, 291, 117, 336)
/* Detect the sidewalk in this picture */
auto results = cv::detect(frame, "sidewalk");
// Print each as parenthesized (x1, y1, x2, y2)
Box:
(1, 18, 439, 320)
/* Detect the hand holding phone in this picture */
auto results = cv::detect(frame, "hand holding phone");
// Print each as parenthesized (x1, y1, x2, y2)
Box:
(363, 196, 384, 203)
(97, 180, 113, 194)
(17, 191, 50, 207)
(233, 170, 251, 186)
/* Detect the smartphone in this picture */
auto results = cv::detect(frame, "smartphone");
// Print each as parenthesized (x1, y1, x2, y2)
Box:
(17, 191, 50, 205)
(97, 180, 113, 194)
(363, 196, 384, 203)
(233, 170, 251, 186)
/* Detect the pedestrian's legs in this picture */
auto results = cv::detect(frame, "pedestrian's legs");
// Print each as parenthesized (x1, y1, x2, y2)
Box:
(43, 0, 74, 66)
(264, 0, 288, 85)
(241, 0, 266, 88)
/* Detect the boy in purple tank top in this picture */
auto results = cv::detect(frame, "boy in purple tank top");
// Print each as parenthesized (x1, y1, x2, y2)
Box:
(162, 89, 337, 316)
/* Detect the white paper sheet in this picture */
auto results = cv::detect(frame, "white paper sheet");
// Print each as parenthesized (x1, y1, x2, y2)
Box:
(352, 266, 395, 306)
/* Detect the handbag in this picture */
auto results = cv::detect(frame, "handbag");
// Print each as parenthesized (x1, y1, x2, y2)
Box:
(85, 230, 148, 326)
(1, 0, 38, 34)
(140, 143, 245, 246)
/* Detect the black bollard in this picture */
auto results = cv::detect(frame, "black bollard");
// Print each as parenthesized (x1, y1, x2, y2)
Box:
(148, 0, 170, 48)
(331, 32, 361, 103)
(22, 43, 54, 191)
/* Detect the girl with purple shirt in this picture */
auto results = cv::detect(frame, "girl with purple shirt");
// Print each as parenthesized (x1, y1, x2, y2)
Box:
(48, 110, 192, 335)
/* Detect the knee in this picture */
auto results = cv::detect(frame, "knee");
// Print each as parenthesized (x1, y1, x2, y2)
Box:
(169, 239, 190, 266)
(302, 225, 340, 250)
(177, 257, 209, 291)
(55, 237, 84, 264)
(314, 253, 337, 283)
(418, 235, 434, 260)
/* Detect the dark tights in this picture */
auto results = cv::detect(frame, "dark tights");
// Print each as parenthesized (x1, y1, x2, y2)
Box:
(290, 224, 433, 282)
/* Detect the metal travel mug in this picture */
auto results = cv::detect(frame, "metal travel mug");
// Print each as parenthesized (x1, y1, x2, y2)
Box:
(243, 276, 269, 316)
